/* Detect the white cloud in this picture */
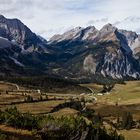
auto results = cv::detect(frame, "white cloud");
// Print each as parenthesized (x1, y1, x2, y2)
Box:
(0, 0, 140, 39)
(113, 16, 140, 33)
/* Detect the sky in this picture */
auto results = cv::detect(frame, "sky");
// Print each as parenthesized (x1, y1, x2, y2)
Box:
(0, 0, 140, 39)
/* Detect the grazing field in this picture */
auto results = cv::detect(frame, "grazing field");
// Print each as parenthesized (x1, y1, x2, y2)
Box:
(84, 81, 140, 120)
(8, 100, 65, 114)
(0, 82, 17, 91)
(83, 81, 140, 105)
(0, 81, 140, 140)
(83, 81, 140, 140)
(0, 94, 24, 104)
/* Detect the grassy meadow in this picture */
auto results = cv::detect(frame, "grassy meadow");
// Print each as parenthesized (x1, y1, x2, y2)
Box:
(0, 81, 140, 140)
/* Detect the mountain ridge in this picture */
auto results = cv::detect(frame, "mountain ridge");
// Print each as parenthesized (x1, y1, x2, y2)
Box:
(0, 15, 140, 81)
(48, 23, 140, 80)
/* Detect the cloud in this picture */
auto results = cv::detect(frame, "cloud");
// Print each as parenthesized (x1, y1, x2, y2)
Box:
(87, 18, 109, 28)
(136, 28, 140, 34)
(87, 18, 108, 24)
(0, 0, 140, 39)
(113, 16, 140, 33)
(124, 17, 140, 22)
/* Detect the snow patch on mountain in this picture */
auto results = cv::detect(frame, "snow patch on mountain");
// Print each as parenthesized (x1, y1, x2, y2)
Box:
(9, 57, 24, 67)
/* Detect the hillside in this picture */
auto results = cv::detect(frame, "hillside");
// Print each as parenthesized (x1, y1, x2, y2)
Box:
(0, 76, 91, 94)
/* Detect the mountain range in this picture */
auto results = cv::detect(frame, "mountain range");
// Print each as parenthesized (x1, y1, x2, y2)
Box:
(1, 15, 140, 82)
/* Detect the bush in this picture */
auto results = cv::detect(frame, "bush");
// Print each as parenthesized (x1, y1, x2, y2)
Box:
(38, 116, 124, 140)
(26, 95, 33, 102)
(0, 107, 124, 140)
(0, 132, 7, 140)
(0, 107, 40, 130)
(121, 111, 133, 130)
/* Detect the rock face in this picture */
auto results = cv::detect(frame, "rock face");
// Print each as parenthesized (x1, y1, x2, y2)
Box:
(0, 15, 43, 45)
(48, 24, 140, 80)
(0, 15, 48, 75)
(1, 15, 140, 81)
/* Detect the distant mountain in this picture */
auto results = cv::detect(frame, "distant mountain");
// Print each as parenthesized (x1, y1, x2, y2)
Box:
(0, 15, 44, 45)
(0, 15, 49, 75)
(48, 24, 140, 80)
(1, 15, 140, 82)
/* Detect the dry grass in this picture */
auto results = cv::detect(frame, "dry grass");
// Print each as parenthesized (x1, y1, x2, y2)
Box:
(0, 94, 24, 104)
(0, 125, 32, 135)
(103, 122, 140, 140)
(0, 82, 16, 91)
(87, 103, 140, 120)
(119, 129, 140, 140)
(104, 81, 140, 104)
(0, 81, 139, 139)
(50, 108, 79, 117)
(0, 100, 65, 114)
(0, 125, 41, 140)
(83, 81, 140, 105)
(84, 81, 140, 140)
(82, 81, 140, 121)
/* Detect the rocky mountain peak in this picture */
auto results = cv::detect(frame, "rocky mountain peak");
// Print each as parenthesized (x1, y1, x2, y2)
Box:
(100, 23, 117, 33)
(0, 15, 5, 20)
(73, 26, 83, 31)
(82, 26, 99, 41)
(63, 27, 83, 40)
(49, 26, 99, 43)
(118, 29, 138, 46)
(98, 24, 118, 42)
(49, 27, 84, 43)
(0, 15, 43, 46)
(85, 26, 97, 31)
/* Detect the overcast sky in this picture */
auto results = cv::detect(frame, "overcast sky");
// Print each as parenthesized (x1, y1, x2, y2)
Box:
(0, 0, 140, 39)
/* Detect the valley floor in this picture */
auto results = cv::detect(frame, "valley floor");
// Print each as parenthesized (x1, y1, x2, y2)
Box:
(0, 81, 140, 140)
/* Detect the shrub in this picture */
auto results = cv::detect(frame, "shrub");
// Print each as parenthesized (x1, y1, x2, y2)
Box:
(26, 95, 33, 102)
(0, 107, 40, 130)
(38, 116, 124, 140)
(121, 111, 133, 130)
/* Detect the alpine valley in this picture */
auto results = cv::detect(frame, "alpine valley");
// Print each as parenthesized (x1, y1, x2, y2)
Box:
(1, 15, 140, 82)
(1, 14, 140, 140)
